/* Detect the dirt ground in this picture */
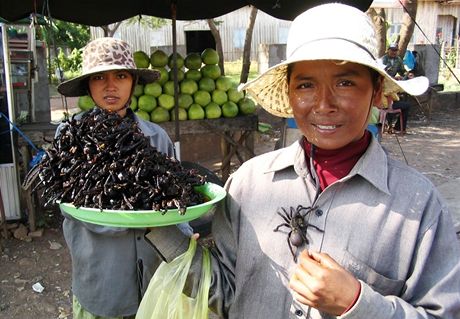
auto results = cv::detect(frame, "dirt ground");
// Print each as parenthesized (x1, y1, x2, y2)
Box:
(1, 101, 460, 319)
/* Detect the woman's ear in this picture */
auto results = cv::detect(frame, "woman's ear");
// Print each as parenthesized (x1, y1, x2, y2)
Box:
(372, 76, 384, 106)
(130, 75, 139, 97)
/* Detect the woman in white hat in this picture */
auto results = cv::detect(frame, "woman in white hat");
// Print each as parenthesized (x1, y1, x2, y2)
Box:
(56, 37, 184, 319)
(146, 3, 460, 318)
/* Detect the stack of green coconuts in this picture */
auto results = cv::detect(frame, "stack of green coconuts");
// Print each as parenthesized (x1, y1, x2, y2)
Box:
(78, 48, 256, 123)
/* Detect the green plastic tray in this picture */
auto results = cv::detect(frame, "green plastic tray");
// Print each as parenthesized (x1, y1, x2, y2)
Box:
(59, 182, 226, 228)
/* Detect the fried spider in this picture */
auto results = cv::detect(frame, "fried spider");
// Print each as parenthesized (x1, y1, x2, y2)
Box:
(273, 205, 321, 262)
(34, 108, 207, 212)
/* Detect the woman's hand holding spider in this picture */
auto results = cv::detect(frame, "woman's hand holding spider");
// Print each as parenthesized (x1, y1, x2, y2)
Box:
(289, 250, 360, 316)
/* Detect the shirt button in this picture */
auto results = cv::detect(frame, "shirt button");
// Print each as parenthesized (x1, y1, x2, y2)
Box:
(295, 309, 303, 316)
(137, 236, 141, 240)
(315, 209, 323, 216)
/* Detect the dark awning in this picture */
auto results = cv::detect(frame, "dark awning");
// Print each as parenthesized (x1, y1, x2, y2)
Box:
(0, 0, 372, 25)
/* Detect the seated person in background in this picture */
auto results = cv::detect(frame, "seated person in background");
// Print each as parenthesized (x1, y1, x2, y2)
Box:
(411, 51, 426, 77)
(387, 92, 411, 133)
(381, 43, 407, 80)
(405, 69, 416, 79)
(381, 44, 411, 133)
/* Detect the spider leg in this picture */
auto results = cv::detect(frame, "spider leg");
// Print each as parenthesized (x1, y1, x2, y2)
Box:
(297, 205, 317, 218)
(306, 223, 324, 233)
(287, 232, 298, 262)
(273, 222, 290, 232)
(277, 213, 291, 225)
(98, 193, 103, 211)
(276, 209, 291, 224)
(298, 229, 309, 245)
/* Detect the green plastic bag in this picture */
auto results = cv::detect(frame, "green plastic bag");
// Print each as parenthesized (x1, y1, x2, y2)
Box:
(136, 239, 211, 319)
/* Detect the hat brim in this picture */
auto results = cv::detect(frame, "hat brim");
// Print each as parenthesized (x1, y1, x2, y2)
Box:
(57, 65, 160, 97)
(240, 39, 429, 118)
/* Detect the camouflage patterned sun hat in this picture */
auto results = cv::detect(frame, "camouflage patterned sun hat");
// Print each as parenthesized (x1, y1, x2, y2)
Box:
(58, 37, 159, 97)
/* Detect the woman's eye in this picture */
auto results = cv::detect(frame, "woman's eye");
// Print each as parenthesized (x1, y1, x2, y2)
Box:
(117, 72, 131, 79)
(91, 75, 104, 81)
(296, 82, 313, 89)
(338, 79, 353, 87)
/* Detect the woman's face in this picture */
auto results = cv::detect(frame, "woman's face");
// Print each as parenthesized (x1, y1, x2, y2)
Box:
(288, 60, 382, 150)
(88, 70, 134, 117)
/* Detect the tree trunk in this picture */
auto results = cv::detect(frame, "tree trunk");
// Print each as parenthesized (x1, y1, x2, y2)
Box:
(207, 19, 225, 75)
(101, 26, 109, 37)
(46, 38, 52, 83)
(240, 6, 258, 84)
(100, 22, 123, 37)
(398, 0, 417, 58)
(367, 8, 387, 58)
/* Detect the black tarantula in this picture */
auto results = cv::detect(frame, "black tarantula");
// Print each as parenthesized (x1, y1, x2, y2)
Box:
(273, 205, 322, 262)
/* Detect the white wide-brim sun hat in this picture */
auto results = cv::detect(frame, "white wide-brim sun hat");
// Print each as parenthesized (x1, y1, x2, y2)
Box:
(58, 37, 159, 97)
(240, 3, 429, 118)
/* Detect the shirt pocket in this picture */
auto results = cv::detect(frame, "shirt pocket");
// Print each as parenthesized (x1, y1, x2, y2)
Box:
(341, 249, 405, 296)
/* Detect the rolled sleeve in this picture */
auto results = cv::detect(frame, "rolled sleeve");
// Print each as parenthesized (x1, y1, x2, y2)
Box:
(145, 226, 190, 262)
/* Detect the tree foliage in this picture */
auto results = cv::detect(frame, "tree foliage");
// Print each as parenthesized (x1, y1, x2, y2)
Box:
(55, 48, 83, 73)
(125, 15, 168, 29)
(39, 19, 90, 50)
(37, 19, 89, 82)
(99, 15, 168, 37)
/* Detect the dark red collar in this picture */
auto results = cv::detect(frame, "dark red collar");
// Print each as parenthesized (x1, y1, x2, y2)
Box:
(302, 131, 371, 190)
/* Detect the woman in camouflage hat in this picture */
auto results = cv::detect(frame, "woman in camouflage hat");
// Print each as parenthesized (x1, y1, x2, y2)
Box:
(57, 37, 187, 319)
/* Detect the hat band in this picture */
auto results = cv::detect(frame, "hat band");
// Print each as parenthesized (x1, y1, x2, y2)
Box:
(290, 37, 376, 61)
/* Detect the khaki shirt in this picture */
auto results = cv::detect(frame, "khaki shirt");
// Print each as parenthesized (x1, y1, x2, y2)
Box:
(147, 138, 460, 318)
(381, 54, 406, 78)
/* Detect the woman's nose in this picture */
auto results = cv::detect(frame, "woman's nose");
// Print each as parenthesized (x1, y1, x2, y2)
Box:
(313, 87, 336, 113)
(104, 75, 117, 90)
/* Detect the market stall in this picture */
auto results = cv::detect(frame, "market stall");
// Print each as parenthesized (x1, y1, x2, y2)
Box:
(16, 113, 257, 230)
(1, 0, 372, 230)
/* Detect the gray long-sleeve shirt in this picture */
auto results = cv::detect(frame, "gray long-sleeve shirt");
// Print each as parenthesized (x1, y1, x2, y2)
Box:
(61, 111, 175, 317)
(147, 137, 460, 318)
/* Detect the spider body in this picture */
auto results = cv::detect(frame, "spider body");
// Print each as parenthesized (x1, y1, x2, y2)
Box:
(273, 205, 318, 262)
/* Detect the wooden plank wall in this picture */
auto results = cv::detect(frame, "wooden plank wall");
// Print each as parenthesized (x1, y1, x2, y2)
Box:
(386, 1, 460, 48)
(91, 6, 291, 62)
(90, 2, 460, 61)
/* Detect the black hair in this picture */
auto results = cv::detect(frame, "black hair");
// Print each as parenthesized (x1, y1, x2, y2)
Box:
(369, 69, 381, 88)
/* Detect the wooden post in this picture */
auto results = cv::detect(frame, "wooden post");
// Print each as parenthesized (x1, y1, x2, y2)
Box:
(243, 131, 255, 161)
(0, 188, 9, 239)
(20, 145, 36, 231)
(220, 133, 231, 182)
